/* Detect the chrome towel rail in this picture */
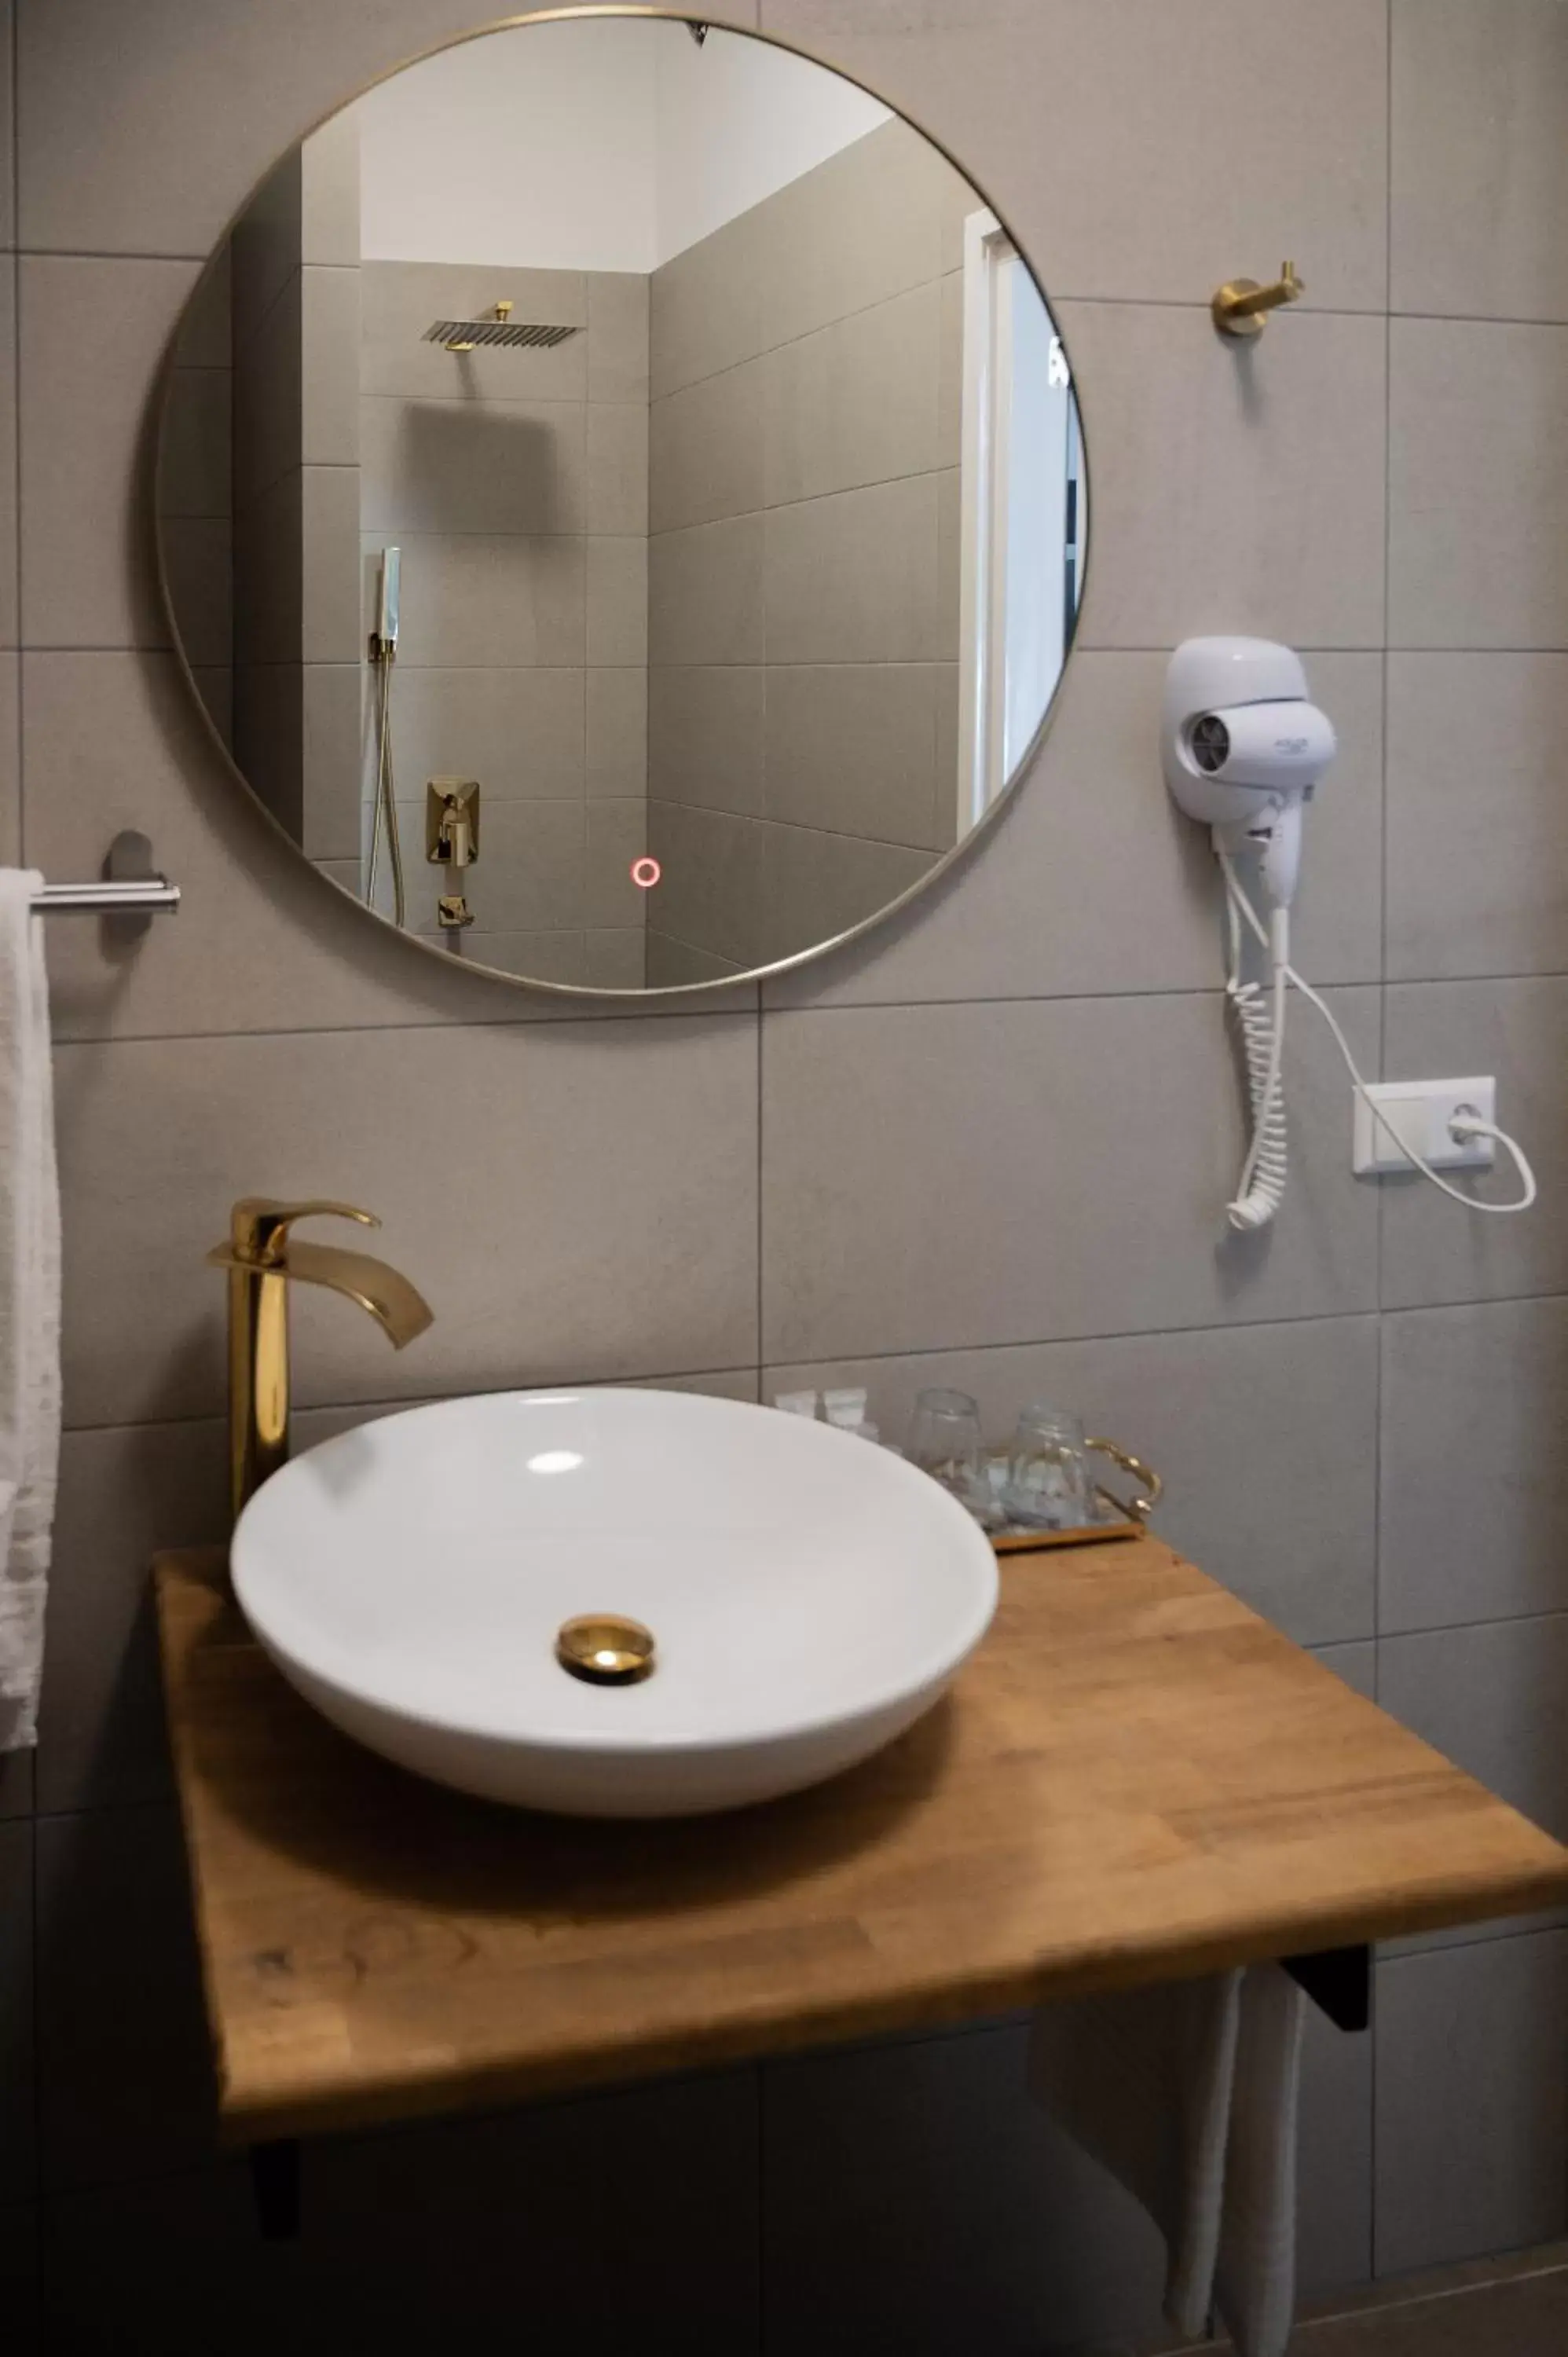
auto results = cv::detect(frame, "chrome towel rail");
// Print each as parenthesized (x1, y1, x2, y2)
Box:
(31, 877, 180, 913)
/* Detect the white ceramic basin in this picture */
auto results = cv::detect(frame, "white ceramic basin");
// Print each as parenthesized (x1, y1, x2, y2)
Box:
(229, 1387, 998, 1816)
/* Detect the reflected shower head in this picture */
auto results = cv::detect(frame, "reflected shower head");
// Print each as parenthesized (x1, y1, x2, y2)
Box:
(423, 300, 579, 354)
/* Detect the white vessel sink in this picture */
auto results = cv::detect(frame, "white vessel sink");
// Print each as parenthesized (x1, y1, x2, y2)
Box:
(229, 1387, 999, 1816)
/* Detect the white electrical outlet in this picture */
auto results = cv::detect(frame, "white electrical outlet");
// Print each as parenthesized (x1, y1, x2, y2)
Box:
(1352, 1076, 1497, 1177)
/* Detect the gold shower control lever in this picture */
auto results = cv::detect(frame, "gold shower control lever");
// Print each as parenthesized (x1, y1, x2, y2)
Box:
(1211, 260, 1304, 338)
(427, 779, 480, 868)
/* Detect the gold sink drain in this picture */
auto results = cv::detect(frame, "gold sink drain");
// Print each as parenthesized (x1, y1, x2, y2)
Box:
(555, 1614, 656, 1685)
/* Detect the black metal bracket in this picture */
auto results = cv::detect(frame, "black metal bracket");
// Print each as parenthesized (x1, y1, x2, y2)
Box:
(1281, 1943, 1371, 2033)
(249, 2139, 302, 2240)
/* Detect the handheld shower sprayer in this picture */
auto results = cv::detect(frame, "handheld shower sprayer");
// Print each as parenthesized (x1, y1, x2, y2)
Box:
(1164, 636, 1535, 1230)
(366, 546, 406, 929)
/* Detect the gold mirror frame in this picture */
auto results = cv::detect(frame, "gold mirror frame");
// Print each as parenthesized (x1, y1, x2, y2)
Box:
(152, 5, 1091, 1001)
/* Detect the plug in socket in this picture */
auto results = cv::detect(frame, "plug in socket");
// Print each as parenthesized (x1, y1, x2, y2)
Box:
(1352, 1076, 1497, 1177)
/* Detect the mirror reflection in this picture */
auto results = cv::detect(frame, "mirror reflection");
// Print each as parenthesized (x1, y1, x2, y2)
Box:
(157, 14, 1085, 992)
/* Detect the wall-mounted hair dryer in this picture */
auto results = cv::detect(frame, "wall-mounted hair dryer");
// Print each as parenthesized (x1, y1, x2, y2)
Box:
(1163, 636, 1534, 1233)
(1162, 636, 1335, 910)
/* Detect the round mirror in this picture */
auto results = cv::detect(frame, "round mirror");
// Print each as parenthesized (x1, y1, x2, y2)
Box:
(156, 10, 1086, 995)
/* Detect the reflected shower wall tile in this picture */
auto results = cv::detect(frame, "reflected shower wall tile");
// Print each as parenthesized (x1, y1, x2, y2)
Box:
(650, 209, 764, 401)
(301, 464, 361, 663)
(585, 401, 648, 536)
(360, 262, 587, 402)
(647, 801, 765, 971)
(300, 662, 361, 862)
(648, 515, 764, 668)
(358, 394, 587, 537)
(361, 530, 585, 669)
(649, 665, 764, 817)
(159, 366, 231, 522)
(764, 475, 944, 667)
(585, 667, 647, 798)
(586, 271, 650, 405)
(584, 798, 652, 929)
(758, 117, 971, 353)
(647, 932, 746, 988)
(764, 664, 945, 850)
(648, 360, 767, 534)
(585, 534, 647, 668)
(301, 264, 361, 468)
(449, 931, 588, 987)
(758, 825, 933, 970)
(159, 518, 231, 671)
(764, 284, 944, 509)
(390, 665, 584, 801)
(584, 928, 647, 991)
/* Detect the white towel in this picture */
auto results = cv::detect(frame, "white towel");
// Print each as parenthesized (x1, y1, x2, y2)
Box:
(1028, 1964, 1305, 2356)
(0, 871, 60, 1752)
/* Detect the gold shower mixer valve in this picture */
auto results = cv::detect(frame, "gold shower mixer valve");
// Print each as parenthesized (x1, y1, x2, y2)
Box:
(1211, 260, 1304, 338)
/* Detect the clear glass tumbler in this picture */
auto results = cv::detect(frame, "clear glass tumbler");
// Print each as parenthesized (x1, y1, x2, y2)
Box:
(907, 1387, 986, 1515)
(1002, 1402, 1090, 1530)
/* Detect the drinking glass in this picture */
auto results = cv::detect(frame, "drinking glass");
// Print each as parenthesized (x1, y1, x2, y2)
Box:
(1002, 1402, 1090, 1530)
(907, 1387, 986, 1514)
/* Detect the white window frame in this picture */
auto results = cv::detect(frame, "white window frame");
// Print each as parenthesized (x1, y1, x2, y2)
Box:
(958, 207, 1017, 835)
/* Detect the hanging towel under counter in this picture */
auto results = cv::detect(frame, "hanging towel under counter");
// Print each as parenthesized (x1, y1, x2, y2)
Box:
(1029, 1963, 1305, 2357)
(0, 870, 60, 1751)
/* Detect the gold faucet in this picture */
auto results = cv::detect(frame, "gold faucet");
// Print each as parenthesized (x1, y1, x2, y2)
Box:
(206, 1197, 434, 1520)
(1211, 260, 1304, 338)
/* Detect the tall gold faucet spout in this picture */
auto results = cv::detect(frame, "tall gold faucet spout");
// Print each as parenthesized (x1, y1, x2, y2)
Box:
(206, 1197, 434, 1522)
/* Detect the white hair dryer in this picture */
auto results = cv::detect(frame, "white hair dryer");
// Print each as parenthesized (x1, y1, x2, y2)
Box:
(1163, 636, 1534, 1232)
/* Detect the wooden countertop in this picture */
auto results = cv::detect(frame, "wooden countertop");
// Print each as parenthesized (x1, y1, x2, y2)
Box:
(156, 1538, 1568, 2145)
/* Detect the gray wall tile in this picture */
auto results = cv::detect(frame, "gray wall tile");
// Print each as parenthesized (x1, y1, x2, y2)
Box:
(56, 1014, 759, 1428)
(766, 651, 1384, 1006)
(15, 1, 757, 257)
(761, 992, 1380, 1364)
(1387, 655, 1568, 981)
(764, 281, 944, 507)
(649, 360, 766, 534)
(390, 672, 584, 809)
(1375, 1931, 1568, 2275)
(1382, 1298, 1568, 1632)
(42, 2065, 759, 2356)
(0, 1823, 33, 2206)
(35, 1803, 215, 2190)
(584, 533, 647, 668)
(649, 512, 764, 669)
(760, 0, 1386, 314)
(768, 1317, 1377, 1647)
(357, 394, 587, 536)
(361, 529, 584, 669)
(1391, 0, 1568, 321)
(584, 400, 647, 536)
(1064, 302, 1386, 652)
(1379, 1618, 1568, 1851)
(19, 254, 196, 649)
(759, 824, 932, 968)
(649, 665, 765, 817)
(763, 664, 947, 851)
(1382, 981, 1568, 1310)
(585, 665, 647, 797)
(1297, 1996, 1374, 2297)
(764, 473, 948, 667)
(761, 2021, 1169, 2356)
(586, 269, 649, 404)
(1390, 319, 1568, 650)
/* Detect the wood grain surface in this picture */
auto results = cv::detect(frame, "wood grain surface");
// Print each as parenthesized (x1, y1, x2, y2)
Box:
(154, 1538, 1568, 2144)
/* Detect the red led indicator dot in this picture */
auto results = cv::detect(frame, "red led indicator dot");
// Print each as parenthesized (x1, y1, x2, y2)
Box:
(630, 856, 661, 889)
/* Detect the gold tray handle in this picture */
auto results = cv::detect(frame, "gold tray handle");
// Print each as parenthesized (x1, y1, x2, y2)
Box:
(1086, 1438, 1163, 1523)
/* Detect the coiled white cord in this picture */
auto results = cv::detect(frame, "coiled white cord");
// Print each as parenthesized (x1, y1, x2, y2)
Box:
(1219, 857, 1537, 1226)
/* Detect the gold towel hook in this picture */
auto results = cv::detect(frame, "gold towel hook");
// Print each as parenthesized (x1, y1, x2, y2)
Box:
(1211, 261, 1304, 338)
